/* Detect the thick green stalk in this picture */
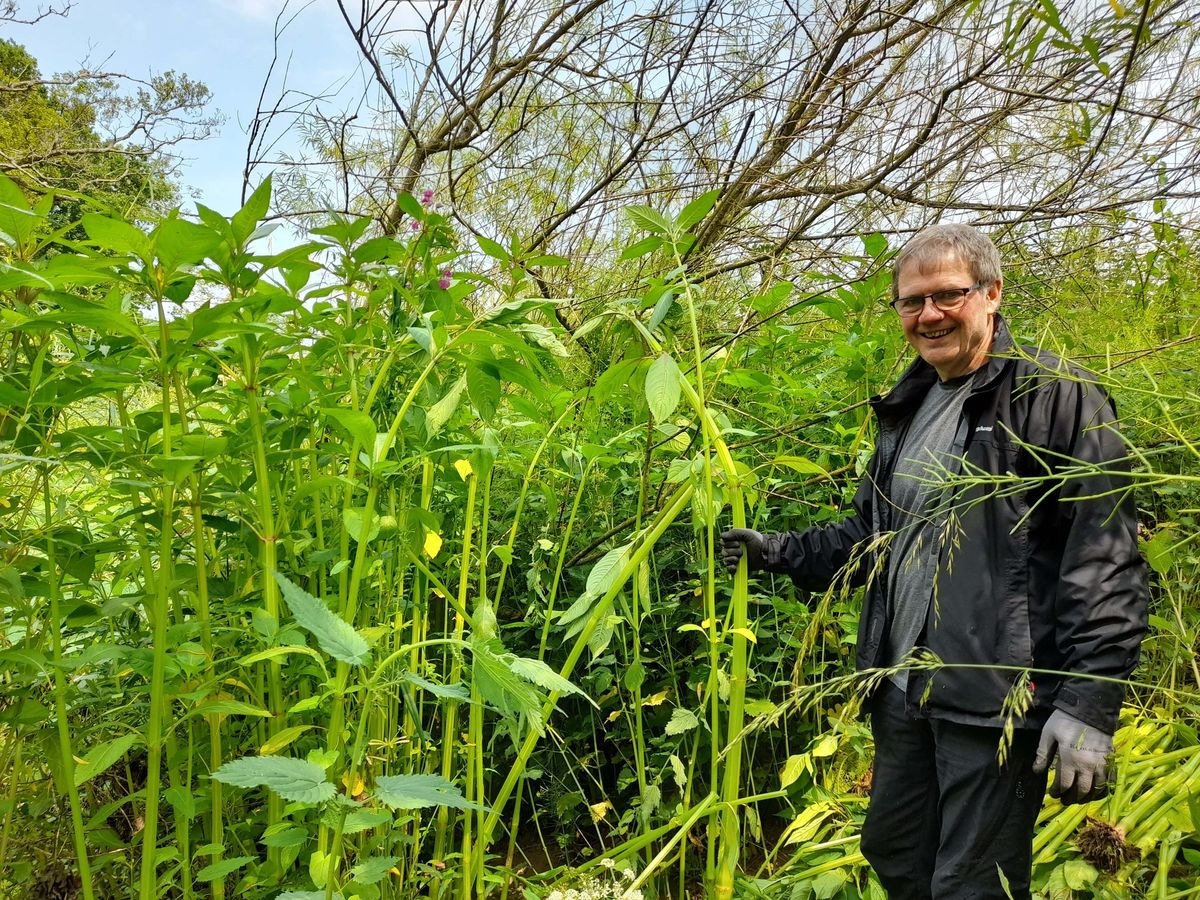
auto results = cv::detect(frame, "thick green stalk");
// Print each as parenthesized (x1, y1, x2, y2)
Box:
(140, 298, 177, 900)
(239, 339, 287, 851)
(433, 468, 477, 897)
(43, 474, 95, 900)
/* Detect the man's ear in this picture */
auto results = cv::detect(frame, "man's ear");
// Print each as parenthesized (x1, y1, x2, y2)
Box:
(984, 278, 1002, 314)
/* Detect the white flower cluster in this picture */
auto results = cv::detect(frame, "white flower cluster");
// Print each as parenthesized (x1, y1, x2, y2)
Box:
(545, 858, 642, 900)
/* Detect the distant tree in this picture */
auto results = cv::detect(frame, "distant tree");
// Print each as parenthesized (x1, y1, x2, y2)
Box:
(0, 36, 218, 228)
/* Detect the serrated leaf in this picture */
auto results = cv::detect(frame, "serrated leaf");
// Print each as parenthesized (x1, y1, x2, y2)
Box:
(467, 365, 501, 422)
(351, 855, 399, 885)
(645, 354, 682, 423)
(509, 656, 592, 705)
(669, 754, 687, 789)
(196, 856, 254, 881)
(211, 756, 335, 804)
(471, 641, 545, 734)
(323, 407, 376, 451)
(260, 824, 310, 848)
(372, 774, 483, 811)
(402, 672, 469, 701)
(666, 707, 699, 736)
(74, 734, 140, 787)
(585, 543, 631, 601)
(425, 373, 467, 437)
(625, 205, 672, 235)
(273, 573, 370, 666)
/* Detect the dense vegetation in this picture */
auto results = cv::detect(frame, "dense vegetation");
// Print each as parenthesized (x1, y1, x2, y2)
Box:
(2, 1, 1200, 898)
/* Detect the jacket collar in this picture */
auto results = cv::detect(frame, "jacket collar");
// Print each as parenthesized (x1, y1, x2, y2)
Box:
(871, 313, 1016, 421)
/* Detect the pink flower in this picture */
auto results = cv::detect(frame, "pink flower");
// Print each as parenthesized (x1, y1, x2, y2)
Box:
(438, 269, 452, 290)
(410, 220, 421, 232)
(420, 189, 435, 206)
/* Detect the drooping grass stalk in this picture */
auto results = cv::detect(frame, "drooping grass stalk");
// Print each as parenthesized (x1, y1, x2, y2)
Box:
(139, 295, 180, 900)
(42, 470, 95, 900)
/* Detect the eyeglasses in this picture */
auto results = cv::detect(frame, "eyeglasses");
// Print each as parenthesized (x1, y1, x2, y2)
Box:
(890, 284, 984, 318)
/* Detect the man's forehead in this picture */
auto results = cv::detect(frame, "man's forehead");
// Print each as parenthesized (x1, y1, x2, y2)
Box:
(897, 251, 971, 282)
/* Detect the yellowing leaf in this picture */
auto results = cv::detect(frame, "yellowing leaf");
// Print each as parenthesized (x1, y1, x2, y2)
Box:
(259, 725, 313, 755)
(1107, 0, 1125, 15)
(812, 733, 839, 758)
(642, 689, 670, 707)
(453, 459, 473, 480)
(423, 531, 443, 559)
(341, 771, 365, 797)
(589, 800, 612, 822)
(536, 538, 554, 551)
(729, 627, 757, 644)
(607, 709, 621, 723)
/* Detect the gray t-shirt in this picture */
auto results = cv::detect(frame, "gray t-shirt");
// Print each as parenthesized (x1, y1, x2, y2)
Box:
(885, 373, 975, 689)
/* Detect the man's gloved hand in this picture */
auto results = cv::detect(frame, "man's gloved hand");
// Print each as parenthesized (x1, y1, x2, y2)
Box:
(1033, 709, 1114, 805)
(719, 528, 765, 575)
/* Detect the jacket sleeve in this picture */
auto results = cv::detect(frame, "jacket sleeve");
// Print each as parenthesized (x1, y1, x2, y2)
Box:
(758, 465, 879, 594)
(1033, 371, 1148, 734)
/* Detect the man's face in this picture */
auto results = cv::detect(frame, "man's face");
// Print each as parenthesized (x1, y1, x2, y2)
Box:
(896, 254, 1001, 381)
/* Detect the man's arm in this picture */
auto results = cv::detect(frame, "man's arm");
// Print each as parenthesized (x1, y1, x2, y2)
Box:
(722, 466, 879, 594)
(1035, 372, 1148, 734)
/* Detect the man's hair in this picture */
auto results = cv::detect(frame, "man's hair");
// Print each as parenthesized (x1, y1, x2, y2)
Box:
(892, 224, 1002, 299)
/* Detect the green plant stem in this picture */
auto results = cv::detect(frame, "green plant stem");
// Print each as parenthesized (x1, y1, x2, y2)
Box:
(43, 472, 96, 900)
(139, 297, 179, 900)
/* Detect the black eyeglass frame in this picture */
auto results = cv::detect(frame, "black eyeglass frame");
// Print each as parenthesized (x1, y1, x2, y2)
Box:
(889, 283, 986, 318)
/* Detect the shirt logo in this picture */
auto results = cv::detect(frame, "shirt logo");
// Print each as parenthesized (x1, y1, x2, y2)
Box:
(975, 425, 993, 432)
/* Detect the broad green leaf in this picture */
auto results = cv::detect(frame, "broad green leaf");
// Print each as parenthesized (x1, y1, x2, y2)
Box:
(770, 455, 829, 478)
(343, 507, 380, 544)
(514, 323, 570, 357)
(585, 543, 631, 601)
(812, 868, 849, 900)
(1062, 859, 1098, 889)
(0, 174, 37, 249)
(619, 236, 663, 260)
(37, 292, 143, 339)
(323, 407, 376, 451)
(476, 235, 510, 261)
(645, 354, 682, 423)
(164, 785, 197, 822)
(676, 188, 721, 230)
(373, 774, 483, 811)
(402, 672, 469, 701)
(812, 733, 839, 758)
(862, 232, 888, 259)
(74, 734, 141, 787)
(196, 856, 254, 881)
(261, 824, 310, 848)
(509, 656, 592, 704)
(351, 855, 399, 885)
(467, 364, 501, 422)
(342, 808, 393, 834)
(211, 755, 335, 804)
(471, 640, 544, 733)
(666, 707, 699, 736)
(82, 214, 151, 259)
(277, 892, 344, 900)
(425, 373, 467, 437)
(259, 725, 314, 755)
(232, 177, 272, 245)
(647, 289, 675, 331)
(779, 754, 806, 789)
(153, 216, 221, 275)
(1142, 529, 1175, 574)
(625, 205, 673, 235)
(624, 658, 645, 693)
(190, 699, 272, 719)
(274, 573, 370, 666)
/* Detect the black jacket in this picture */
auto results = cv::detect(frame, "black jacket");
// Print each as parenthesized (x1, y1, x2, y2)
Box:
(762, 316, 1147, 733)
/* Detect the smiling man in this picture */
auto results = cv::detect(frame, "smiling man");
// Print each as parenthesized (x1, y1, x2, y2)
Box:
(721, 224, 1147, 898)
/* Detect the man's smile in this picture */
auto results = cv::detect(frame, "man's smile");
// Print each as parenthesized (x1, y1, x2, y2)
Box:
(920, 326, 954, 339)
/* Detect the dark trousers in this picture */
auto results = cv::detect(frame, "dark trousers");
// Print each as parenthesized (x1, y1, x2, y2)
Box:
(860, 682, 1047, 899)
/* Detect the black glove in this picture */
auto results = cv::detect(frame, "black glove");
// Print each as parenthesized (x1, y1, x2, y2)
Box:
(719, 528, 765, 575)
(1033, 709, 1114, 805)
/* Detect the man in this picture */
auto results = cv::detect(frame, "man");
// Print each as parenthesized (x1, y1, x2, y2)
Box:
(721, 224, 1147, 899)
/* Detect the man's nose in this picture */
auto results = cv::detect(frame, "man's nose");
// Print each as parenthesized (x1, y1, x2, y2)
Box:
(917, 297, 947, 322)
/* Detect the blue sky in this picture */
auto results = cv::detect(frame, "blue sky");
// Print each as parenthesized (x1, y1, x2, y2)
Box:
(13, 0, 367, 218)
